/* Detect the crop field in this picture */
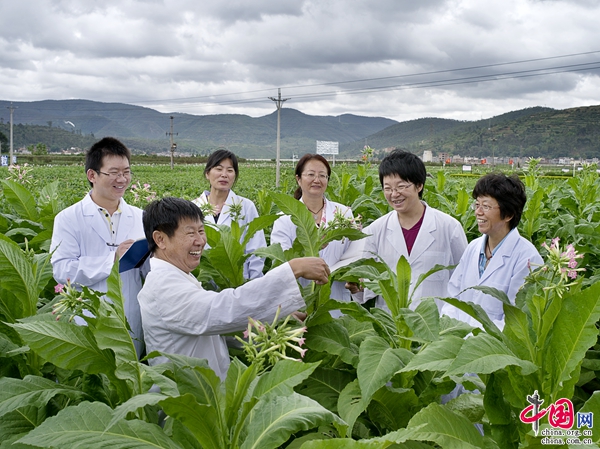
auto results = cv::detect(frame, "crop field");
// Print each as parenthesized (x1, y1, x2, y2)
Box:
(0, 158, 599, 448)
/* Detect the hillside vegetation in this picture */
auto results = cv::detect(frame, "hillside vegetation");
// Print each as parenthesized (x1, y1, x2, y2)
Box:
(1, 99, 599, 158)
(343, 106, 600, 159)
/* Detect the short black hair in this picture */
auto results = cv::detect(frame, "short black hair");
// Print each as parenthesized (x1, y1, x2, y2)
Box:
(204, 149, 239, 183)
(472, 173, 526, 229)
(379, 149, 426, 199)
(143, 197, 204, 253)
(85, 137, 131, 187)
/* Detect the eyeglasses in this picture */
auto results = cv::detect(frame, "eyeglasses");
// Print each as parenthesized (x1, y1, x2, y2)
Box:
(96, 170, 133, 180)
(302, 173, 329, 181)
(383, 184, 413, 195)
(471, 202, 500, 212)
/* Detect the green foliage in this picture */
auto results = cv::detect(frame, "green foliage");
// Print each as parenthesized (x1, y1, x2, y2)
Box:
(3, 161, 600, 448)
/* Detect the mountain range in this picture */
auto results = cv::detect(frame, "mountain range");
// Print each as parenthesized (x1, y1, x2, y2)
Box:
(1, 99, 599, 159)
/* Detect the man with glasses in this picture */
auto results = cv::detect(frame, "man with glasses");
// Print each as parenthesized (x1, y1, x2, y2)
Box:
(50, 137, 147, 357)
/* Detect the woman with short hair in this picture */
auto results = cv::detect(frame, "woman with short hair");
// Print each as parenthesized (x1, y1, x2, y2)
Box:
(344, 149, 468, 311)
(441, 173, 543, 329)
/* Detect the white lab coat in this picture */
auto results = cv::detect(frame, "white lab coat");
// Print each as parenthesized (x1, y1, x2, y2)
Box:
(270, 198, 353, 311)
(138, 257, 304, 379)
(342, 204, 468, 310)
(441, 228, 543, 329)
(192, 190, 266, 279)
(50, 193, 147, 357)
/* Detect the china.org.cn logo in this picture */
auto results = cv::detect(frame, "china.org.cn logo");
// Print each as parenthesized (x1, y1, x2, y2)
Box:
(519, 391, 594, 445)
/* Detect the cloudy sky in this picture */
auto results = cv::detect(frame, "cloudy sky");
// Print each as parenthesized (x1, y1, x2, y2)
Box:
(1, 0, 600, 123)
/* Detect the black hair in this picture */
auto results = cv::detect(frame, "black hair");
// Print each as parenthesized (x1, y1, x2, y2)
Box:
(204, 149, 239, 184)
(85, 137, 131, 187)
(378, 149, 426, 199)
(293, 153, 331, 200)
(143, 197, 205, 253)
(472, 173, 526, 229)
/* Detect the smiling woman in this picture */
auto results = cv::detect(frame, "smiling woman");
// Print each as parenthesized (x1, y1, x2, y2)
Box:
(270, 153, 354, 316)
(341, 149, 468, 311)
(441, 173, 543, 329)
(192, 149, 267, 279)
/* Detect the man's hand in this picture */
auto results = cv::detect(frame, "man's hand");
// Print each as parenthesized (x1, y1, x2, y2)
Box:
(116, 239, 136, 259)
(289, 257, 330, 284)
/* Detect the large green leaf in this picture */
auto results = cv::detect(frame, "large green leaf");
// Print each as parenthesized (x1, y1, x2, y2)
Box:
(32, 251, 54, 298)
(502, 303, 536, 362)
(11, 316, 116, 374)
(0, 234, 38, 320)
(0, 376, 85, 420)
(357, 336, 413, 404)
(340, 316, 377, 345)
(407, 402, 485, 449)
(225, 358, 259, 431)
(320, 228, 366, 249)
(367, 385, 419, 432)
(337, 379, 368, 437)
(400, 335, 465, 373)
(239, 392, 346, 449)
(253, 243, 287, 268)
(445, 332, 538, 377)
(271, 192, 319, 257)
(202, 227, 246, 288)
(161, 393, 224, 449)
(543, 282, 600, 400)
(96, 262, 142, 394)
(165, 419, 203, 449)
(17, 401, 184, 449)
(0, 179, 39, 222)
(253, 360, 320, 398)
(242, 214, 279, 248)
(400, 298, 440, 343)
(171, 362, 224, 411)
(107, 393, 168, 429)
(438, 296, 503, 340)
(0, 405, 47, 447)
(297, 432, 430, 448)
(392, 256, 411, 312)
(139, 363, 180, 397)
(308, 299, 395, 345)
(296, 367, 355, 413)
(305, 322, 358, 367)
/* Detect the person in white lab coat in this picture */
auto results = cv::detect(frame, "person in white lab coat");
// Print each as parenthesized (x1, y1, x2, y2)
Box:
(192, 149, 266, 280)
(138, 197, 330, 379)
(344, 149, 467, 311)
(50, 137, 147, 357)
(441, 173, 543, 330)
(270, 154, 354, 315)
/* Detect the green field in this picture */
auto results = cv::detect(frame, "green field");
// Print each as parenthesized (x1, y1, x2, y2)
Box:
(1, 158, 599, 448)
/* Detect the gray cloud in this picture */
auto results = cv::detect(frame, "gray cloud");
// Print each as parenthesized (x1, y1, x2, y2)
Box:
(0, 0, 599, 122)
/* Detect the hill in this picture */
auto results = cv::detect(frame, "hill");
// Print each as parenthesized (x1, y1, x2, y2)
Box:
(0, 100, 397, 158)
(343, 106, 600, 159)
(1, 100, 600, 159)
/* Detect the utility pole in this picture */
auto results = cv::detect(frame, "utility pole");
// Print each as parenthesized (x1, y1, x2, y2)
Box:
(268, 88, 290, 187)
(166, 116, 178, 170)
(7, 103, 16, 167)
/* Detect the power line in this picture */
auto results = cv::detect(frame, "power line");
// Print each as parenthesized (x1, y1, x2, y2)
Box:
(4, 50, 600, 115)
(133, 49, 600, 103)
